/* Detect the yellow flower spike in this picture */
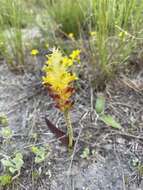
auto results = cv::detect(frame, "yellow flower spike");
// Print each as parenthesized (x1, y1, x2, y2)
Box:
(42, 48, 78, 149)
(31, 49, 39, 56)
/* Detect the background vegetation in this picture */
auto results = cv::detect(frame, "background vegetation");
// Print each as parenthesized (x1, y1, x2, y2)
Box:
(0, 0, 143, 77)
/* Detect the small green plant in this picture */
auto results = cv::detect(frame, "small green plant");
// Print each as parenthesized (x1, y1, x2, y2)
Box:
(1, 153, 24, 175)
(0, 115, 23, 186)
(80, 147, 90, 159)
(31, 146, 47, 164)
(0, 175, 12, 186)
(0, 114, 9, 127)
(0, 115, 13, 139)
(95, 94, 121, 129)
(130, 158, 143, 177)
(0, 127, 13, 139)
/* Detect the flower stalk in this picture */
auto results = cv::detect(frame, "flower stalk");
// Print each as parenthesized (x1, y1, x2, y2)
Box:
(64, 110, 73, 148)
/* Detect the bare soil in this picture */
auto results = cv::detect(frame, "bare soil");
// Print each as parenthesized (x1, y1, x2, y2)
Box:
(0, 59, 143, 190)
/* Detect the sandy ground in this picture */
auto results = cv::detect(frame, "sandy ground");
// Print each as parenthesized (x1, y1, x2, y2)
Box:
(0, 59, 143, 190)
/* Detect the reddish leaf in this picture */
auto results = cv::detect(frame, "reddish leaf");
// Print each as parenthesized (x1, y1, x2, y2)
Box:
(45, 117, 69, 146)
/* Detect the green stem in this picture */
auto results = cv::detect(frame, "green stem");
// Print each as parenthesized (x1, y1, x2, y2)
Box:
(64, 110, 73, 149)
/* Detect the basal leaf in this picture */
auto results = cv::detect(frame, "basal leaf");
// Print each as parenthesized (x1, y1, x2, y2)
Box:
(100, 114, 122, 129)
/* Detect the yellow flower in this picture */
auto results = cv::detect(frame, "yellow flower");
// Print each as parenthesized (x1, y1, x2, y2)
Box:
(90, 31, 96, 36)
(68, 33, 74, 40)
(42, 48, 78, 111)
(31, 49, 39, 56)
(69, 50, 80, 61)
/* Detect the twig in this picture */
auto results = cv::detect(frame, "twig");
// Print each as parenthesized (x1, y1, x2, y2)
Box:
(110, 131, 143, 141)
(12, 170, 21, 181)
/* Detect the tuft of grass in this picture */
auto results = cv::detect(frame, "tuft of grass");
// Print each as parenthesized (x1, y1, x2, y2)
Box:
(41, 0, 89, 36)
(86, 0, 143, 86)
(0, 0, 33, 71)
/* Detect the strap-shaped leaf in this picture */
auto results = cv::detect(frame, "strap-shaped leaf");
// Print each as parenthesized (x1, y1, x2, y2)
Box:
(100, 114, 122, 129)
